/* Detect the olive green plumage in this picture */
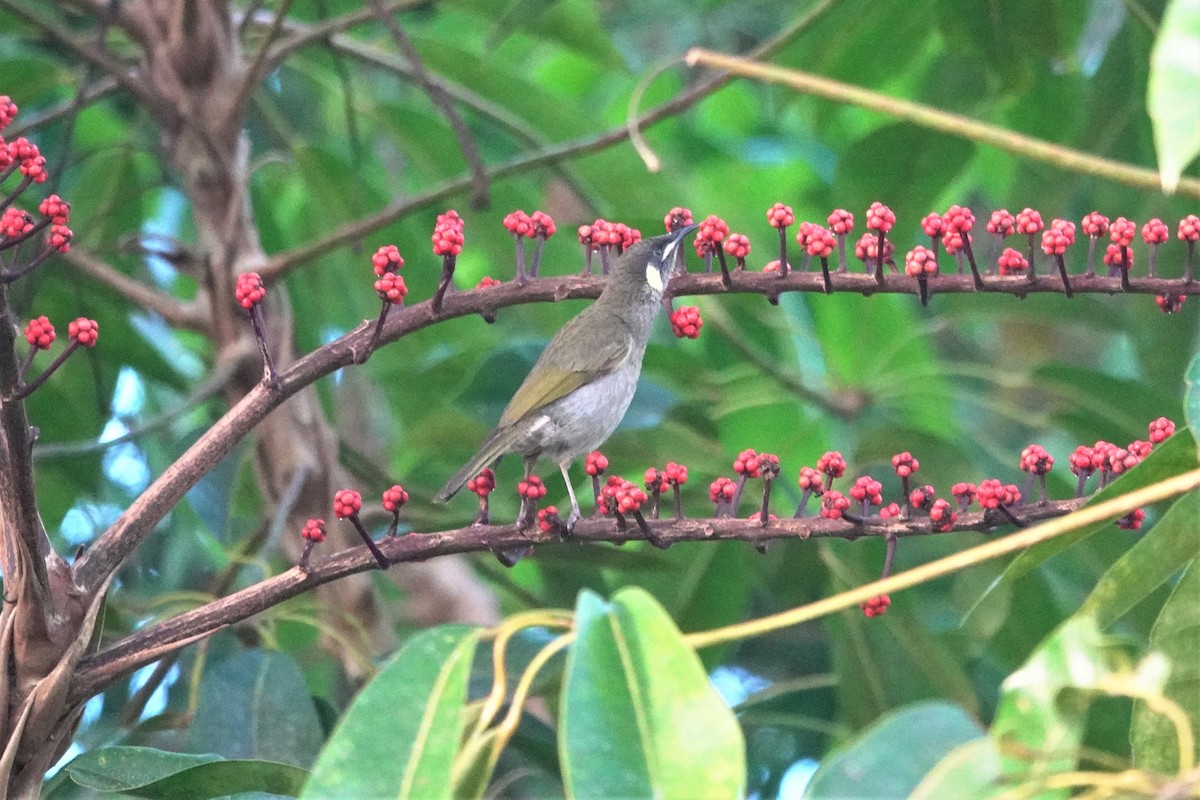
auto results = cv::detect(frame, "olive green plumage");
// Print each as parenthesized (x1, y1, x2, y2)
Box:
(435, 224, 697, 541)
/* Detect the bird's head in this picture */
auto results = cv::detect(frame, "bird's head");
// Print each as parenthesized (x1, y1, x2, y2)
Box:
(603, 223, 699, 304)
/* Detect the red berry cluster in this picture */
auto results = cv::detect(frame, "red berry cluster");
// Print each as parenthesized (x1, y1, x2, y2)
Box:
(669, 305, 702, 339)
(1148, 416, 1175, 444)
(663, 461, 688, 486)
(4, 136, 47, 183)
(517, 475, 546, 500)
(382, 484, 409, 512)
(820, 490, 850, 519)
(333, 489, 362, 518)
(891, 452, 919, 478)
(1142, 218, 1169, 246)
(1179, 215, 1199, 242)
(694, 214, 728, 257)
(921, 213, 944, 238)
(904, 245, 937, 277)
(598, 476, 647, 515)
(24, 316, 55, 349)
(1, 207, 32, 239)
(709, 476, 736, 504)
(862, 595, 891, 618)
(909, 484, 935, 510)
(805, 227, 836, 258)
(68, 317, 99, 348)
(1109, 217, 1136, 247)
(468, 467, 496, 497)
(733, 448, 762, 478)
(432, 210, 464, 256)
(665, 207, 694, 232)
(767, 203, 794, 229)
(797, 466, 825, 493)
(0, 95, 16, 130)
(503, 210, 534, 238)
(817, 450, 847, 481)
(854, 233, 894, 265)
(929, 498, 957, 532)
(585, 450, 609, 477)
(849, 475, 883, 508)
(1081, 211, 1109, 238)
(987, 209, 1016, 237)
(235, 272, 266, 309)
(537, 506, 560, 533)
(865, 201, 895, 232)
(723, 233, 751, 259)
(1014, 208, 1043, 236)
(995, 248, 1028, 275)
(371, 244, 404, 276)
(1019, 444, 1053, 475)
(301, 518, 327, 543)
(977, 479, 1021, 510)
(827, 209, 854, 236)
(375, 272, 408, 305)
(476, 276, 502, 289)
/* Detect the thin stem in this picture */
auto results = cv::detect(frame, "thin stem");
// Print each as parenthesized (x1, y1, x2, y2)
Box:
(6, 341, 79, 401)
(1054, 254, 1074, 298)
(361, 301, 392, 363)
(248, 306, 279, 387)
(345, 514, 388, 569)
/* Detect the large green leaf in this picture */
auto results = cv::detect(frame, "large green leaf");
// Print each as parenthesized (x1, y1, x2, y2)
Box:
(1132, 557, 1200, 775)
(803, 701, 983, 799)
(300, 625, 481, 800)
(1078, 491, 1200, 629)
(188, 649, 324, 768)
(64, 747, 306, 800)
(560, 588, 745, 799)
(1149, 0, 1200, 192)
(1187, 352, 1200, 452)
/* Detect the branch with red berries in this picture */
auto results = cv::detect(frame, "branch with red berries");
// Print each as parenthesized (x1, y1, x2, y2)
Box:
(68, 414, 1179, 701)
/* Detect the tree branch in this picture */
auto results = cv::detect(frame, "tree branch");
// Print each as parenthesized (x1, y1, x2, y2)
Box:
(370, 0, 490, 209)
(70, 495, 1084, 702)
(3, 78, 119, 140)
(260, 0, 844, 280)
(226, 0, 295, 123)
(61, 247, 210, 331)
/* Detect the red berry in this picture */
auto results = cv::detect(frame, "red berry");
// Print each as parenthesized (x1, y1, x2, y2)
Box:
(1128, 439, 1153, 460)
(537, 506, 560, 532)
(1081, 211, 1110, 238)
(820, 490, 850, 519)
(929, 498, 957, 531)
(1019, 444, 1053, 475)
(1014, 208, 1044, 236)
(854, 233, 894, 264)
(664, 461, 688, 485)
(733, 448, 761, 478)
(1109, 217, 1136, 247)
(977, 479, 1019, 509)
(333, 489, 363, 518)
(879, 502, 901, 519)
(987, 209, 1015, 236)
(518, 474, 547, 500)
(827, 209, 854, 235)
(531, 210, 556, 239)
(1178, 215, 1199, 242)
(382, 484, 409, 512)
(46, 223, 72, 253)
(904, 245, 937, 277)
(1116, 508, 1145, 531)
(476, 276, 502, 289)
(467, 467, 496, 497)
(301, 518, 327, 543)
(941, 228, 971, 255)
(38, 194, 70, 224)
(862, 595, 890, 618)
(371, 244, 404, 276)
(817, 451, 846, 479)
(615, 480, 647, 513)
(920, 212, 944, 238)
(0, 95, 16, 130)
(67, 317, 99, 348)
(1141, 218, 1169, 245)
(1050, 218, 1077, 244)
(584, 450, 609, 476)
(805, 227, 836, 258)
(794, 221, 817, 249)
(432, 211, 465, 256)
(669, 305, 702, 339)
(865, 202, 895, 233)
(797, 466, 825, 493)
(1040, 227, 1070, 256)
(374, 272, 408, 305)
(1157, 294, 1186, 314)
(891, 452, 919, 478)
(723, 233, 751, 259)
(644, 467, 669, 494)
(943, 204, 975, 233)
(24, 316, 55, 349)
(1149, 417, 1176, 444)
(503, 210, 534, 237)
(697, 214, 729, 245)
(1069, 445, 1095, 475)
(849, 475, 883, 506)
(709, 476, 736, 504)
(767, 202, 794, 228)
(1102, 243, 1133, 270)
(664, 207, 694, 232)
(909, 485, 934, 510)
(235, 272, 266, 309)
(951, 482, 977, 505)
(1, 207, 33, 239)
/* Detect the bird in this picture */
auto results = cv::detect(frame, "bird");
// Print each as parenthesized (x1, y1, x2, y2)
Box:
(435, 223, 698, 560)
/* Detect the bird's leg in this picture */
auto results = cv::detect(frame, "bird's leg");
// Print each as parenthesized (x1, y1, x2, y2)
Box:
(559, 463, 582, 535)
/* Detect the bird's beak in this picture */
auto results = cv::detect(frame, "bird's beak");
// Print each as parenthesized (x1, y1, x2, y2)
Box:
(661, 222, 699, 279)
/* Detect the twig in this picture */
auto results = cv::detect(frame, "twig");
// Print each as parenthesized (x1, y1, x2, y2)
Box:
(227, 0, 296, 123)
(61, 248, 209, 331)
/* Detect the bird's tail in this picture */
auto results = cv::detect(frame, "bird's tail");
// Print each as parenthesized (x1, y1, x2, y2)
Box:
(434, 426, 523, 503)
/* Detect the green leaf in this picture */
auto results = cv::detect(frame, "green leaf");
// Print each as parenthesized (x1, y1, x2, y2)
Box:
(966, 431, 1199, 621)
(990, 616, 1116, 784)
(188, 650, 324, 768)
(1149, 0, 1200, 192)
(301, 625, 481, 800)
(1132, 557, 1200, 774)
(802, 701, 983, 799)
(1078, 491, 1200, 629)
(1187, 352, 1200, 452)
(560, 588, 745, 799)
(64, 747, 306, 799)
(909, 737, 1002, 800)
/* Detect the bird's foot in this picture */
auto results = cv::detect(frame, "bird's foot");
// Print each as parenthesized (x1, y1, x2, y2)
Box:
(562, 505, 581, 537)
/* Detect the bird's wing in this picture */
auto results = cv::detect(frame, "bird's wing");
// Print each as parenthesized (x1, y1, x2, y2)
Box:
(499, 329, 632, 426)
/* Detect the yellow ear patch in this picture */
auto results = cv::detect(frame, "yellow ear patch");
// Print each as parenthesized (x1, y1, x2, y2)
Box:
(646, 265, 664, 291)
